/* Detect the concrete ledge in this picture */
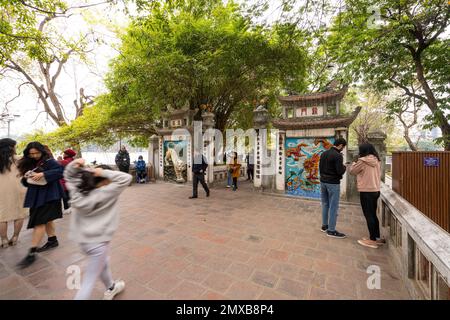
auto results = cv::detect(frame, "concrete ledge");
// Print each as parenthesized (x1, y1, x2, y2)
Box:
(380, 183, 450, 299)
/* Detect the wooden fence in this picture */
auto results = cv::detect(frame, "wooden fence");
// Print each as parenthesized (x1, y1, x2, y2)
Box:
(392, 152, 450, 233)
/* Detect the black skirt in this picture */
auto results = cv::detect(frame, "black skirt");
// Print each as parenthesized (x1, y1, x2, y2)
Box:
(27, 200, 63, 229)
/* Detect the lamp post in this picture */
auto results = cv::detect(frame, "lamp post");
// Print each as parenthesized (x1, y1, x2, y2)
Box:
(0, 112, 20, 138)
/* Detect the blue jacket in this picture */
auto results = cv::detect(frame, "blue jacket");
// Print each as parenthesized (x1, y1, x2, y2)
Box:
(22, 159, 64, 208)
(136, 159, 146, 172)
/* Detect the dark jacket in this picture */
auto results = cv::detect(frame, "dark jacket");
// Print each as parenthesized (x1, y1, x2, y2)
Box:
(192, 154, 208, 174)
(319, 147, 346, 184)
(115, 151, 130, 168)
(136, 159, 146, 172)
(22, 159, 64, 208)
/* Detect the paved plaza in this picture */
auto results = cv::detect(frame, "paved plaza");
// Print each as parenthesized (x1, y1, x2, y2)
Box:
(0, 180, 410, 300)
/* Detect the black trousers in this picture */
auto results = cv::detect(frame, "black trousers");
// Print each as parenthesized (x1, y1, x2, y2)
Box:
(232, 177, 238, 190)
(360, 192, 381, 241)
(119, 166, 129, 173)
(247, 165, 254, 180)
(62, 190, 70, 210)
(193, 173, 209, 197)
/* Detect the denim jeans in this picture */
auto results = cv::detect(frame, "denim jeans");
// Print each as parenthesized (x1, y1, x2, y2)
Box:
(227, 170, 232, 186)
(321, 182, 341, 232)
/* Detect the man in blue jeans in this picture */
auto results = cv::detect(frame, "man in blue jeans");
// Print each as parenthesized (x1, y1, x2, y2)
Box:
(319, 137, 348, 239)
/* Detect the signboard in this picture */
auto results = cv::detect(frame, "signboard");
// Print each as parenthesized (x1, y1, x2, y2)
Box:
(424, 157, 439, 167)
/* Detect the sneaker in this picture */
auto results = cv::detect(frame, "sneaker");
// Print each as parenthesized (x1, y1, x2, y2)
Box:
(357, 239, 379, 249)
(362, 237, 386, 245)
(36, 240, 59, 253)
(206, 191, 210, 197)
(189, 196, 198, 199)
(320, 225, 328, 233)
(226, 185, 231, 188)
(17, 252, 36, 269)
(103, 280, 125, 300)
(326, 230, 346, 239)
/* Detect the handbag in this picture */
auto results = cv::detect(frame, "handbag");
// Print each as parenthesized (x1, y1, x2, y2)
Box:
(24, 160, 49, 186)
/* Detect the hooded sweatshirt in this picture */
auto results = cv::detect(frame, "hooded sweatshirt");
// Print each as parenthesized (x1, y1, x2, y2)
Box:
(349, 155, 381, 192)
(64, 161, 132, 244)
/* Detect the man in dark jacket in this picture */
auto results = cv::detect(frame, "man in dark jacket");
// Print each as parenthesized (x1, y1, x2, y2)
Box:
(115, 146, 130, 173)
(319, 137, 348, 239)
(189, 150, 210, 199)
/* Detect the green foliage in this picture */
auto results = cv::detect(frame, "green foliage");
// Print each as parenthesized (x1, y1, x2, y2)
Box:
(0, 0, 68, 65)
(102, 0, 307, 133)
(326, 0, 450, 148)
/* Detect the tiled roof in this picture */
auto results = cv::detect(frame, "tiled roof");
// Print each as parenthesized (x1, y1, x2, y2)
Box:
(272, 106, 361, 130)
(278, 86, 348, 105)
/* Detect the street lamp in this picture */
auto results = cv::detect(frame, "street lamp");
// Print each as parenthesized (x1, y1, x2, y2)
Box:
(0, 112, 21, 138)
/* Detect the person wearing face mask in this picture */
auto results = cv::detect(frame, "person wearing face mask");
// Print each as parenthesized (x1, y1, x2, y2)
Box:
(16, 142, 64, 268)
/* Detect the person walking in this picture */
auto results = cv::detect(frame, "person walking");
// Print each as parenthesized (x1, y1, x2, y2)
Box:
(16, 142, 64, 268)
(64, 159, 132, 300)
(226, 152, 233, 188)
(58, 149, 76, 213)
(349, 143, 385, 249)
(230, 152, 241, 191)
(115, 146, 130, 173)
(189, 150, 210, 199)
(0, 138, 27, 248)
(319, 137, 348, 239)
(246, 151, 254, 181)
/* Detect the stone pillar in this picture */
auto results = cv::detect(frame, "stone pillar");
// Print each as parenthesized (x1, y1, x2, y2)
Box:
(346, 148, 360, 203)
(253, 105, 270, 190)
(158, 136, 164, 179)
(202, 111, 215, 184)
(336, 127, 349, 199)
(275, 130, 285, 191)
(148, 135, 159, 181)
(367, 130, 387, 182)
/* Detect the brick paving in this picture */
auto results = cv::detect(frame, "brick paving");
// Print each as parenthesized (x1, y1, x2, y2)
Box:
(0, 180, 411, 300)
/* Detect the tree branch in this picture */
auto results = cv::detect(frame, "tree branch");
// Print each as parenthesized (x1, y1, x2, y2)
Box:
(388, 77, 429, 105)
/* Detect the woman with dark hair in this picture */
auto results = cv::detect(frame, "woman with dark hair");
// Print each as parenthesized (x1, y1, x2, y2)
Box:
(349, 143, 385, 249)
(0, 138, 27, 248)
(16, 141, 64, 268)
(65, 159, 132, 300)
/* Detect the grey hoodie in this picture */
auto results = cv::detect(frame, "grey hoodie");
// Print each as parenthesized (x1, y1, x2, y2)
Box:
(64, 161, 132, 244)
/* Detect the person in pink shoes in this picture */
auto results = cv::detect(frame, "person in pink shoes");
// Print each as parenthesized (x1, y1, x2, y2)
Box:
(349, 143, 385, 249)
(64, 158, 132, 300)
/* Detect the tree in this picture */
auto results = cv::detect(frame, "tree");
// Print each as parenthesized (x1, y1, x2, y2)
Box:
(326, 0, 450, 149)
(385, 87, 423, 151)
(101, 0, 307, 133)
(1, 1, 120, 155)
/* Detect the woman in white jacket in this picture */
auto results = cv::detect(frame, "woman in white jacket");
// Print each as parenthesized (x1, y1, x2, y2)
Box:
(64, 158, 132, 300)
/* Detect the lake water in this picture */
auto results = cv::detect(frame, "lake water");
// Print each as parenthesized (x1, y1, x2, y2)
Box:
(81, 152, 149, 165)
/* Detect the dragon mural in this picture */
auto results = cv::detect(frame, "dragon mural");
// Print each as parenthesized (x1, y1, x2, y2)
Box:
(285, 137, 335, 198)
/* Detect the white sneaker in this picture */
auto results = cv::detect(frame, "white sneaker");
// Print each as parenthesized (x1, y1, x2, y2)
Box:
(103, 280, 125, 300)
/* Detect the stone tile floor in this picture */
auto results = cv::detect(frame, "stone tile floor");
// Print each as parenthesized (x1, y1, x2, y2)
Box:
(0, 179, 411, 300)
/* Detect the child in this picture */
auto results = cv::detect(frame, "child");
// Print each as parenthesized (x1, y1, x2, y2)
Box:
(135, 156, 147, 183)
(64, 158, 132, 300)
(230, 152, 241, 191)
